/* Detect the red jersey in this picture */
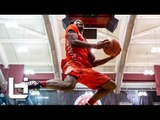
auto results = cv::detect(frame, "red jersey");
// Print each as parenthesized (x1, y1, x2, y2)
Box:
(64, 24, 92, 68)
(61, 24, 110, 90)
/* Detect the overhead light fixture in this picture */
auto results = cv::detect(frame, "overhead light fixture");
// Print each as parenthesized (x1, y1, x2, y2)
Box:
(143, 70, 154, 75)
(106, 16, 119, 33)
(151, 47, 160, 53)
(4, 21, 18, 28)
(17, 47, 28, 53)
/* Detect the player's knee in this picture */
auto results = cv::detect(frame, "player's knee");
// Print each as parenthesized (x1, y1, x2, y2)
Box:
(111, 82, 117, 90)
(108, 81, 117, 91)
(67, 84, 75, 90)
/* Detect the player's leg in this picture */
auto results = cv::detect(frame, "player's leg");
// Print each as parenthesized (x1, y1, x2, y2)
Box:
(87, 80, 116, 105)
(28, 75, 77, 91)
(45, 75, 77, 91)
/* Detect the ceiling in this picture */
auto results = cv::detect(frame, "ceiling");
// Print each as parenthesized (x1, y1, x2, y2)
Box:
(0, 15, 160, 90)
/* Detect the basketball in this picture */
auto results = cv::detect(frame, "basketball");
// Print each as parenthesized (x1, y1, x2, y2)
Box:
(103, 39, 121, 56)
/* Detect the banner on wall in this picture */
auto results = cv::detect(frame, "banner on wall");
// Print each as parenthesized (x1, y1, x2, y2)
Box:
(74, 91, 102, 105)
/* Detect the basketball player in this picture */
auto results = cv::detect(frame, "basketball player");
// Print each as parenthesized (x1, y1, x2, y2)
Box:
(27, 19, 120, 105)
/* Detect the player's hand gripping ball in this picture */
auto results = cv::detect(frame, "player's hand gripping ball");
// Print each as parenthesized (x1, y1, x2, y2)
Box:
(103, 39, 121, 56)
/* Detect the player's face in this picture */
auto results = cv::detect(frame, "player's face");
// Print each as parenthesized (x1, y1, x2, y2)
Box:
(74, 19, 84, 32)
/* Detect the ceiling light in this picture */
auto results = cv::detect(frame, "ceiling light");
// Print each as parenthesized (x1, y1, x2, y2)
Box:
(4, 21, 18, 28)
(151, 47, 160, 53)
(17, 47, 28, 53)
(143, 70, 154, 75)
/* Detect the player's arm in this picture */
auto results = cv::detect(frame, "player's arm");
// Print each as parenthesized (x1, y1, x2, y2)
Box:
(88, 51, 116, 67)
(68, 30, 108, 49)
